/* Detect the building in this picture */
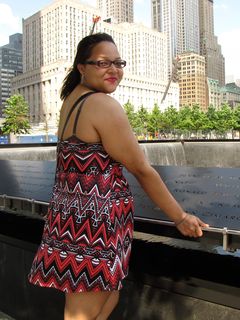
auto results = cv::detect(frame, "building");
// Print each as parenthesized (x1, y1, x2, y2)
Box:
(220, 83, 240, 108)
(206, 79, 240, 110)
(104, 22, 178, 111)
(0, 33, 23, 117)
(97, 0, 133, 23)
(151, 0, 200, 77)
(226, 76, 240, 88)
(151, 0, 225, 109)
(198, 0, 225, 86)
(178, 52, 207, 110)
(12, 0, 179, 130)
(14, 0, 99, 128)
(207, 78, 221, 108)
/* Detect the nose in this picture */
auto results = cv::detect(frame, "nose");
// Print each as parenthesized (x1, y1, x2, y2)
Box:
(107, 64, 119, 73)
(108, 62, 118, 70)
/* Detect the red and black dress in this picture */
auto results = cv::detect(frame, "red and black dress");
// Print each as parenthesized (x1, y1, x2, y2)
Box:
(28, 92, 134, 293)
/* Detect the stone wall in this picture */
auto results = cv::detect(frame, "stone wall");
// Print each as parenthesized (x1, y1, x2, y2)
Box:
(1, 141, 240, 167)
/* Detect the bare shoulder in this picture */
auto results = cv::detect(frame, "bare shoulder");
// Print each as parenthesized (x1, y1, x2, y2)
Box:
(85, 92, 148, 174)
(88, 92, 125, 115)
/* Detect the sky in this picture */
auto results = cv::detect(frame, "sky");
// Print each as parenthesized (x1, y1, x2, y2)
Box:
(0, 0, 240, 80)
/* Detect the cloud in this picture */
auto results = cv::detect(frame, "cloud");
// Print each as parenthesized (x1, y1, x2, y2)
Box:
(0, 4, 21, 45)
(0, 4, 21, 28)
(218, 28, 240, 79)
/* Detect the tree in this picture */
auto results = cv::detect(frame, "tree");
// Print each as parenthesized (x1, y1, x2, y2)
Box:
(161, 105, 179, 132)
(123, 100, 136, 129)
(233, 105, 240, 136)
(1, 94, 31, 135)
(189, 104, 211, 137)
(190, 105, 206, 130)
(120, 99, 239, 140)
(135, 105, 149, 136)
(147, 103, 162, 136)
(215, 103, 235, 136)
(206, 105, 218, 131)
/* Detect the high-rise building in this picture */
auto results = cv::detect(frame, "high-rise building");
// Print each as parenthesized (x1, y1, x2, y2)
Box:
(97, 0, 133, 23)
(178, 52, 207, 110)
(220, 83, 240, 108)
(12, 0, 178, 129)
(151, 0, 200, 76)
(198, 0, 225, 86)
(151, 0, 225, 108)
(0, 33, 23, 117)
(207, 78, 221, 108)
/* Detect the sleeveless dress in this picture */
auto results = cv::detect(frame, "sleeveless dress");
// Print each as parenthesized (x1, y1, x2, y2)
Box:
(28, 92, 134, 293)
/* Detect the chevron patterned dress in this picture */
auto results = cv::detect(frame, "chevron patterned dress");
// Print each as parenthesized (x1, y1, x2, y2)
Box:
(28, 136, 134, 292)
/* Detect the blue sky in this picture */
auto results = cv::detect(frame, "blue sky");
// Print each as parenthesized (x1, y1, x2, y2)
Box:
(0, 0, 240, 79)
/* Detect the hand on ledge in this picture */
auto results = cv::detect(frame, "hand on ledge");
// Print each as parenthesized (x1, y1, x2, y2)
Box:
(175, 213, 209, 238)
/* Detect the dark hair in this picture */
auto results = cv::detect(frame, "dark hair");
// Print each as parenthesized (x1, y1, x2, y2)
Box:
(60, 33, 115, 100)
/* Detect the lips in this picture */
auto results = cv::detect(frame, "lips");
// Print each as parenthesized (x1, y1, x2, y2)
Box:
(105, 77, 118, 84)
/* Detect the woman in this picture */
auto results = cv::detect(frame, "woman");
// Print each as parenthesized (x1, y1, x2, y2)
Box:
(29, 33, 208, 320)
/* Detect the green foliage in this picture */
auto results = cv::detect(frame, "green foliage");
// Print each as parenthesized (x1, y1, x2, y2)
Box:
(147, 103, 162, 135)
(177, 106, 193, 130)
(123, 100, 136, 128)
(1, 94, 31, 135)
(161, 105, 179, 131)
(177, 105, 210, 131)
(206, 105, 218, 130)
(134, 105, 149, 135)
(123, 100, 240, 139)
(233, 105, 240, 130)
(190, 104, 210, 130)
(215, 104, 235, 135)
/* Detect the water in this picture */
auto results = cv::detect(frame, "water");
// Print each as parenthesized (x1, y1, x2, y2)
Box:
(140, 142, 186, 166)
(1, 140, 240, 168)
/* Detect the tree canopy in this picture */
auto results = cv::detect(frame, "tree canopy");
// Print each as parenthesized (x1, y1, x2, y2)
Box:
(1, 94, 31, 135)
(122, 101, 240, 139)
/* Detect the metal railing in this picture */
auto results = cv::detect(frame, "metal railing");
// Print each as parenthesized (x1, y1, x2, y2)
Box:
(0, 194, 48, 215)
(134, 216, 240, 251)
(1, 193, 240, 252)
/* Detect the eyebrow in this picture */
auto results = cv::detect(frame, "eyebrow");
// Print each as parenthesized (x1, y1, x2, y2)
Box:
(95, 56, 122, 60)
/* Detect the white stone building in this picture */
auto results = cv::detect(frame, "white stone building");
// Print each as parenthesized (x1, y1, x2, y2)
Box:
(12, 0, 179, 130)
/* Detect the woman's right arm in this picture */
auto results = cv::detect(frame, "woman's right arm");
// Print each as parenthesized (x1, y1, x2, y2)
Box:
(89, 94, 209, 237)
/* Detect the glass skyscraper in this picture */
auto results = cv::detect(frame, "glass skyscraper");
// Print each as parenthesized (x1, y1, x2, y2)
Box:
(0, 33, 23, 117)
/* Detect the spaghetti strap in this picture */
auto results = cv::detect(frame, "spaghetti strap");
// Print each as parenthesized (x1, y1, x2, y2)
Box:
(72, 91, 96, 136)
(60, 91, 96, 140)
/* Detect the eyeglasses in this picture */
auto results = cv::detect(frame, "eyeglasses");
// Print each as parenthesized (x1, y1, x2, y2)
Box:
(85, 59, 127, 69)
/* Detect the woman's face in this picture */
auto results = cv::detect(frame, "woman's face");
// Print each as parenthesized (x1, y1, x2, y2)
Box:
(78, 41, 124, 94)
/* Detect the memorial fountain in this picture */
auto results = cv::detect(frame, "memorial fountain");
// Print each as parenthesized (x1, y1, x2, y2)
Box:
(1, 140, 240, 320)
